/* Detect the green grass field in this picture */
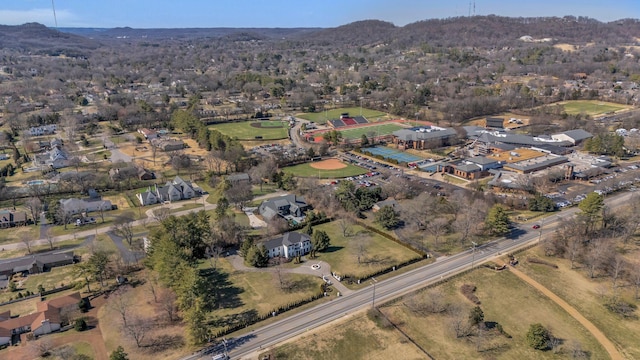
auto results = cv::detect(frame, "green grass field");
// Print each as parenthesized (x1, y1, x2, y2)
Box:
(210, 120, 289, 140)
(297, 107, 389, 125)
(313, 222, 421, 278)
(282, 162, 368, 179)
(338, 123, 405, 140)
(558, 100, 630, 116)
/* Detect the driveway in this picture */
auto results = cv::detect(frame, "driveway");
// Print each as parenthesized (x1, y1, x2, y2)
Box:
(106, 231, 143, 264)
(109, 147, 132, 163)
(227, 254, 352, 296)
(243, 207, 267, 228)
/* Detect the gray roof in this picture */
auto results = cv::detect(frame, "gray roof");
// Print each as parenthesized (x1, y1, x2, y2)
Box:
(393, 128, 457, 141)
(227, 173, 250, 182)
(0, 251, 74, 274)
(455, 163, 482, 173)
(559, 129, 593, 142)
(259, 194, 309, 220)
(374, 198, 399, 209)
(505, 155, 568, 172)
(263, 232, 310, 251)
(468, 156, 498, 165)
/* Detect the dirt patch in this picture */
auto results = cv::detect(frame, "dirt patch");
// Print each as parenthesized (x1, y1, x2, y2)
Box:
(309, 158, 347, 170)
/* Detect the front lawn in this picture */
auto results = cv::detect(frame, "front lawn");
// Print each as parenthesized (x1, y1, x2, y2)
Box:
(312, 222, 421, 279)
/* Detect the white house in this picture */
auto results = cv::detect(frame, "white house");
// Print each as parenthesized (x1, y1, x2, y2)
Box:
(59, 198, 113, 215)
(28, 124, 57, 136)
(263, 232, 312, 259)
(34, 146, 71, 169)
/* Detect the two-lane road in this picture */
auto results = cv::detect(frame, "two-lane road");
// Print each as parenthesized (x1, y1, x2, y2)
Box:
(192, 191, 635, 360)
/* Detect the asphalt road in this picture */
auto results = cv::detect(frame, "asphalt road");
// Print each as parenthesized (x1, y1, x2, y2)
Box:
(193, 190, 635, 360)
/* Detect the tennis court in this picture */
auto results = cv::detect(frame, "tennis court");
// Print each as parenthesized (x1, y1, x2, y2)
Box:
(362, 146, 424, 163)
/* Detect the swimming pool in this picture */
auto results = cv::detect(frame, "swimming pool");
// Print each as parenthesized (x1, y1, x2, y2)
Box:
(26, 180, 45, 186)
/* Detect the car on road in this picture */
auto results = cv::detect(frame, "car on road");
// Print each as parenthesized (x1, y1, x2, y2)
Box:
(532, 224, 540, 229)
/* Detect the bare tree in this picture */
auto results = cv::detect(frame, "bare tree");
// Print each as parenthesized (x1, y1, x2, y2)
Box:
(630, 261, 640, 300)
(52, 345, 76, 360)
(147, 272, 159, 303)
(24, 197, 42, 225)
(20, 232, 32, 254)
(125, 315, 150, 347)
(45, 227, 55, 250)
(110, 287, 132, 327)
(152, 206, 171, 223)
(448, 305, 472, 338)
(609, 255, 627, 289)
(427, 217, 449, 248)
(159, 288, 178, 322)
(337, 214, 353, 237)
(112, 212, 135, 246)
(351, 232, 371, 265)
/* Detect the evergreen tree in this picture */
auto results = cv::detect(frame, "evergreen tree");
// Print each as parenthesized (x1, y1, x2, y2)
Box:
(485, 204, 510, 235)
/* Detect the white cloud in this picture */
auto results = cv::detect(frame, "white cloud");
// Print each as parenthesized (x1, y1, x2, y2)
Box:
(0, 8, 75, 27)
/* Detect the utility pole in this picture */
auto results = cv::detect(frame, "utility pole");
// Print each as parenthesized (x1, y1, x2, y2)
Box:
(371, 277, 378, 308)
(471, 241, 478, 269)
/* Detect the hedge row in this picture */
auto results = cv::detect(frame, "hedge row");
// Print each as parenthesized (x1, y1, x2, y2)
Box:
(342, 255, 425, 284)
(211, 291, 325, 339)
(354, 220, 427, 257)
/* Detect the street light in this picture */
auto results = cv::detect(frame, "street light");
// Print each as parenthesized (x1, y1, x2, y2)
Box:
(538, 216, 545, 243)
(371, 277, 378, 308)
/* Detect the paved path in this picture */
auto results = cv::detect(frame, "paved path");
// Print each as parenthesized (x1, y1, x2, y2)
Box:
(509, 266, 623, 360)
(227, 254, 352, 296)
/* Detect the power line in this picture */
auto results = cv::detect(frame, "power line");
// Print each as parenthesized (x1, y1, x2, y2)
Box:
(51, 0, 58, 28)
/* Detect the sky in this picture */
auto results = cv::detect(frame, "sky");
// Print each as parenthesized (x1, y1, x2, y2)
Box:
(0, 0, 638, 28)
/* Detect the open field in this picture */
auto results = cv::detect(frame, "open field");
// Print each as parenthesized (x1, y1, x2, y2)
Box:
(378, 268, 608, 360)
(556, 100, 631, 116)
(268, 267, 607, 359)
(297, 107, 389, 125)
(210, 120, 289, 140)
(282, 161, 368, 179)
(338, 123, 405, 140)
(312, 222, 421, 278)
(517, 246, 640, 359)
(263, 311, 426, 360)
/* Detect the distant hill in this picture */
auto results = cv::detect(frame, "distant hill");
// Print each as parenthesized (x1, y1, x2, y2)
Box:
(0, 23, 98, 55)
(302, 20, 396, 45)
(4, 16, 640, 52)
(58, 26, 320, 41)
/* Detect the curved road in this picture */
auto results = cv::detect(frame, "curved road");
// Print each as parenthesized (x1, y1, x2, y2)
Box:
(193, 190, 635, 360)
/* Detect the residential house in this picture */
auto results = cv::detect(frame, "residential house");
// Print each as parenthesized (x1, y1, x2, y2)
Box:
(0, 292, 84, 346)
(226, 173, 251, 185)
(0, 252, 75, 277)
(59, 198, 113, 215)
(137, 128, 158, 140)
(150, 138, 185, 152)
(263, 232, 312, 259)
(137, 176, 197, 206)
(33, 145, 71, 169)
(0, 210, 28, 228)
(109, 166, 155, 181)
(258, 194, 310, 222)
(28, 124, 57, 136)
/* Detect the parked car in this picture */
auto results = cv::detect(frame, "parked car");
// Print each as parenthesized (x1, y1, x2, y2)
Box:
(532, 224, 540, 229)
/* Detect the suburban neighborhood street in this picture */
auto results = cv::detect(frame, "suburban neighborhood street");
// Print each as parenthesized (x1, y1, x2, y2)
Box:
(191, 190, 636, 360)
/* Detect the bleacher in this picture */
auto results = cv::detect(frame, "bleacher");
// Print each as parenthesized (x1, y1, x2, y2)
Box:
(341, 117, 357, 126)
(353, 116, 369, 124)
(329, 119, 346, 128)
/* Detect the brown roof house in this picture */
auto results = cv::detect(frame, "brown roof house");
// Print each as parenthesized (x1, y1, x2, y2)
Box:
(0, 292, 84, 346)
(0, 210, 28, 228)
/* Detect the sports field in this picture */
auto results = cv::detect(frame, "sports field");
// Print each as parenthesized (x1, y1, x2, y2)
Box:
(209, 120, 288, 140)
(282, 159, 368, 178)
(297, 107, 388, 125)
(557, 100, 630, 116)
(339, 123, 405, 140)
